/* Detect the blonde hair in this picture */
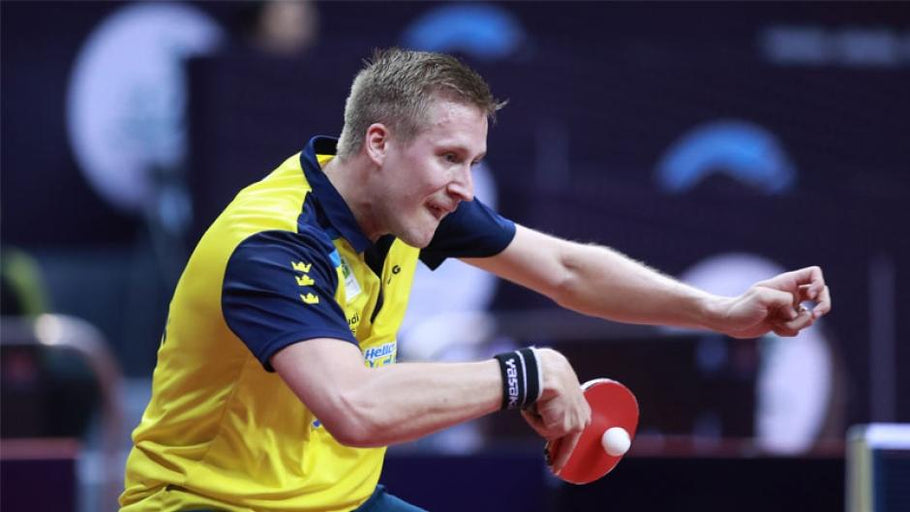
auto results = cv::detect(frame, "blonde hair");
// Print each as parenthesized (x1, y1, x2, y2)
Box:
(336, 48, 505, 158)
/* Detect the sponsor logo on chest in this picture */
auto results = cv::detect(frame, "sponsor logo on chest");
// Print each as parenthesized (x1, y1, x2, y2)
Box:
(363, 341, 396, 368)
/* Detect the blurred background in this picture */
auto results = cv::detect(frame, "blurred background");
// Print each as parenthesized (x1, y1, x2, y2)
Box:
(2, 1, 908, 511)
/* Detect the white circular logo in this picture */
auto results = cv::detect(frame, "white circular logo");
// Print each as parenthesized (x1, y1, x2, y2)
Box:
(67, 3, 224, 213)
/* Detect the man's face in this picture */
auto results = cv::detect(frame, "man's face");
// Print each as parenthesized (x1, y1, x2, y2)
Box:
(375, 98, 488, 248)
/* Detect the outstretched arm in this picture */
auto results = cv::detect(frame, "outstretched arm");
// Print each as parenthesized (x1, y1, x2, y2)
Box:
(465, 225, 831, 338)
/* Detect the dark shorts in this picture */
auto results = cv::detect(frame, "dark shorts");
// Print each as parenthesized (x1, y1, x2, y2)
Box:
(180, 485, 425, 512)
(352, 485, 427, 512)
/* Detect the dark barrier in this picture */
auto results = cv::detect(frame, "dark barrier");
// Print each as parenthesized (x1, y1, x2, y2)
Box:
(0, 439, 80, 512)
(381, 450, 843, 512)
(554, 455, 844, 512)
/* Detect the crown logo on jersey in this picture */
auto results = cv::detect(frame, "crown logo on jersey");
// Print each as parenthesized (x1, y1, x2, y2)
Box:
(300, 293, 320, 305)
(292, 261, 312, 273)
(296, 275, 315, 287)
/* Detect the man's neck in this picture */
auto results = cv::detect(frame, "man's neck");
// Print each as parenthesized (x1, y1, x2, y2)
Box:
(321, 155, 384, 243)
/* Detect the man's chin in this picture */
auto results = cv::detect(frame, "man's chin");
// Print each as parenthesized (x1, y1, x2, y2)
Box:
(396, 223, 439, 248)
(398, 233, 433, 249)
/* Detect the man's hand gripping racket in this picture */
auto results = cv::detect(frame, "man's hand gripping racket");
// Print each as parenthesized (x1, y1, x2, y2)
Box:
(545, 378, 639, 484)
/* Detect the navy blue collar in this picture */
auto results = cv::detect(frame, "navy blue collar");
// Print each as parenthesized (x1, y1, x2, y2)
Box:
(299, 136, 372, 253)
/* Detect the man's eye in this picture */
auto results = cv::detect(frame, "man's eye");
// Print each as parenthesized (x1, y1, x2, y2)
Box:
(443, 153, 458, 163)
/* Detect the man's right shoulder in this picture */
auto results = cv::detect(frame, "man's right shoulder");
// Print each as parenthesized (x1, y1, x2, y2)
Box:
(202, 153, 326, 246)
(190, 159, 337, 279)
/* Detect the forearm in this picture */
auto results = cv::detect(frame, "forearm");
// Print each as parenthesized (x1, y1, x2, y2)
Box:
(273, 340, 502, 448)
(339, 359, 502, 447)
(471, 226, 724, 330)
(554, 242, 721, 330)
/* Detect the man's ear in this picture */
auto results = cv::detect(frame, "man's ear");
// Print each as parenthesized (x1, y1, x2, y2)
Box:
(365, 123, 390, 166)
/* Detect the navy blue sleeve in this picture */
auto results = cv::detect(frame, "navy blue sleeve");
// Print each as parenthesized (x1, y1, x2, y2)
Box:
(419, 198, 517, 270)
(222, 230, 357, 371)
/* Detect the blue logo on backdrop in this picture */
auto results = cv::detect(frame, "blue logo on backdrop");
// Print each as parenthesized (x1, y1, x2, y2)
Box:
(401, 4, 526, 60)
(656, 120, 797, 195)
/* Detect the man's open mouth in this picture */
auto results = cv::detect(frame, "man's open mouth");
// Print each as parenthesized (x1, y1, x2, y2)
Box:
(427, 203, 448, 221)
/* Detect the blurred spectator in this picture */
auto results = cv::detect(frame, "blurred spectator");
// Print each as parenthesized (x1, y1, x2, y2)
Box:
(237, 0, 320, 56)
(1, 248, 49, 317)
(1, 249, 98, 440)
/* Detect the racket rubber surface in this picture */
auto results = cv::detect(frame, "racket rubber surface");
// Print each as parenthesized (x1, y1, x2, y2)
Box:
(547, 378, 639, 484)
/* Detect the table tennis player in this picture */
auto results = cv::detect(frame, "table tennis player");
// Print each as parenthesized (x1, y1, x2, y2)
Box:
(120, 48, 831, 512)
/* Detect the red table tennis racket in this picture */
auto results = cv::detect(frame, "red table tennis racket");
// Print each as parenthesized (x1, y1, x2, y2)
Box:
(546, 378, 639, 484)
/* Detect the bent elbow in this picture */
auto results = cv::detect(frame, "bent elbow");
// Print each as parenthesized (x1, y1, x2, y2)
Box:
(550, 272, 582, 311)
(319, 393, 384, 448)
(552, 274, 602, 318)
(545, 250, 583, 309)
(325, 422, 374, 448)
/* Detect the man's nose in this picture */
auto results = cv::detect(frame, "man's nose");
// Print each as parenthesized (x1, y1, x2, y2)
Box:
(447, 165, 474, 202)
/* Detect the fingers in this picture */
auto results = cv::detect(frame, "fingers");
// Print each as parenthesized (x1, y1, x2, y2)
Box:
(551, 430, 583, 474)
(522, 347, 589, 436)
(790, 267, 830, 310)
(521, 408, 548, 438)
(771, 325, 798, 337)
(812, 284, 832, 319)
(786, 265, 826, 292)
(797, 284, 814, 302)
(754, 287, 799, 320)
(806, 266, 826, 299)
(761, 265, 831, 323)
(793, 265, 825, 297)
(797, 283, 831, 319)
(776, 306, 814, 335)
(524, 394, 590, 439)
(764, 266, 825, 297)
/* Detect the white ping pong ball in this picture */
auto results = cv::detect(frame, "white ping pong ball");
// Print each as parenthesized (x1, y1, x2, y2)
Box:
(601, 427, 631, 456)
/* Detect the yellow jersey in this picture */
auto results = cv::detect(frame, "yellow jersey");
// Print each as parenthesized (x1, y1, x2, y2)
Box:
(121, 137, 515, 512)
